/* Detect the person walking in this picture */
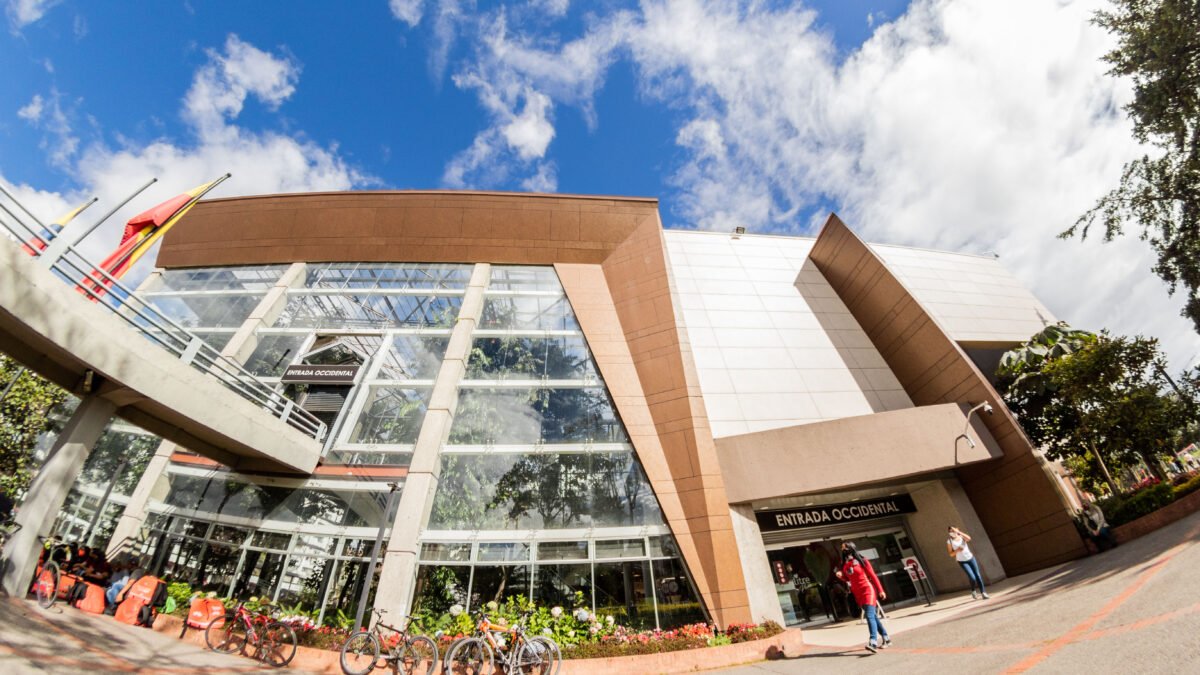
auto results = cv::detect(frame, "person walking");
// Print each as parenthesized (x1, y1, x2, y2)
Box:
(834, 542, 890, 653)
(947, 526, 989, 599)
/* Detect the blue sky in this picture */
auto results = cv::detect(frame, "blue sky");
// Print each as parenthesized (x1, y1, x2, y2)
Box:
(2, 0, 1199, 369)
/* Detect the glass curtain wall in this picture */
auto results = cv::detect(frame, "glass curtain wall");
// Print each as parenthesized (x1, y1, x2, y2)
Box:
(135, 263, 472, 625)
(50, 421, 159, 549)
(140, 265, 288, 350)
(419, 266, 704, 628)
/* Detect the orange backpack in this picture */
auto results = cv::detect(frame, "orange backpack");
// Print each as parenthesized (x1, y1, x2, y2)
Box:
(186, 597, 227, 629)
(114, 575, 166, 627)
(74, 582, 107, 614)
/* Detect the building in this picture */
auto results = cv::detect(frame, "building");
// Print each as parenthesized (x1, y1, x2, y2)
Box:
(25, 191, 1085, 630)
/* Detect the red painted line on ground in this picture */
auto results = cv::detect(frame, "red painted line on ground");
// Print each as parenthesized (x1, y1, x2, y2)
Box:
(1002, 555, 1174, 673)
(1078, 601, 1200, 641)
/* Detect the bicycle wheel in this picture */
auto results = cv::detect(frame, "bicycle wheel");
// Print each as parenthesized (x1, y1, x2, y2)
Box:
(339, 631, 381, 675)
(514, 639, 554, 675)
(206, 614, 253, 655)
(527, 637, 560, 675)
(444, 637, 492, 675)
(398, 635, 437, 675)
(257, 621, 297, 668)
(34, 562, 59, 609)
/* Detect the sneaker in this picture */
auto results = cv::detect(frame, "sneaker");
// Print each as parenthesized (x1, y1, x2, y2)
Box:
(866, 642, 878, 653)
(882, 637, 892, 649)
(981, 592, 991, 599)
(971, 590, 979, 600)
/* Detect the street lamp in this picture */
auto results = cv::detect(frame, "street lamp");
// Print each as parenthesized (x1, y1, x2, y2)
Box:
(955, 401, 994, 463)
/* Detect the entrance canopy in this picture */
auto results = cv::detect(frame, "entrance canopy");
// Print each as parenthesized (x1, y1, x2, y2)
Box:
(715, 402, 1003, 504)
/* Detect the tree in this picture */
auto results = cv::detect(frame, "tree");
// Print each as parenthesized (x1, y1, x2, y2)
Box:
(0, 353, 69, 499)
(1063, 0, 1200, 332)
(997, 325, 1192, 494)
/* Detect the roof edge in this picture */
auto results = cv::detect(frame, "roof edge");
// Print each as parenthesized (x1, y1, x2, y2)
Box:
(196, 189, 659, 205)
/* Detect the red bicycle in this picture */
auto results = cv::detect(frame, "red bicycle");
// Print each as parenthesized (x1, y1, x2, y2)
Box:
(204, 601, 298, 668)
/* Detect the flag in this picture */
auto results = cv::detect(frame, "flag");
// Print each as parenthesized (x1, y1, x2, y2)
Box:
(21, 198, 97, 256)
(82, 174, 229, 298)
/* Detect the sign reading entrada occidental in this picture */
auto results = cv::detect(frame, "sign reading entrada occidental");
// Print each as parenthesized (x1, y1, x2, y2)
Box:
(755, 494, 917, 532)
(281, 364, 359, 384)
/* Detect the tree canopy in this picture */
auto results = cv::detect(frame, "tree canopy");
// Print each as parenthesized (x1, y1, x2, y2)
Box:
(997, 323, 1193, 494)
(1063, 0, 1200, 332)
(0, 353, 69, 499)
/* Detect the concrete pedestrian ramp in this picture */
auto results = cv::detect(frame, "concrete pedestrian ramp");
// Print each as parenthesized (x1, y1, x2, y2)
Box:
(0, 240, 322, 474)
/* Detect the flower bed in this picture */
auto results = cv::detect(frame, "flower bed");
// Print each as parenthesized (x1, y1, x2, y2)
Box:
(1096, 471, 1200, 528)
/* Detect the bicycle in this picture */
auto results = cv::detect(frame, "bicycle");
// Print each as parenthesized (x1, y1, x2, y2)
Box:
(32, 535, 74, 609)
(205, 601, 298, 668)
(339, 608, 438, 675)
(443, 610, 556, 675)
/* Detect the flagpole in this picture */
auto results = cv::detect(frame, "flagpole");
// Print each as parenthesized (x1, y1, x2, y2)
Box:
(0, 182, 47, 230)
(102, 173, 231, 277)
(70, 178, 158, 246)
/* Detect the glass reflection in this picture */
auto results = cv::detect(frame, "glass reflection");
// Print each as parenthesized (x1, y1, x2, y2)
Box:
(488, 266, 562, 292)
(466, 336, 598, 380)
(428, 452, 661, 530)
(153, 266, 285, 292)
(449, 388, 628, 444)
(275, 294, 462, 329)
(594, 561, 654, 630)
(305, 263, 472, 290)
(479, 296, 580, 331)
(349, 387, 432, 445)
(378, 336, 448, 380)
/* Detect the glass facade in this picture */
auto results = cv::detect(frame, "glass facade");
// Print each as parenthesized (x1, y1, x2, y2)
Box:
(418, 265, 700, 628)
(50, 261, 702, 630)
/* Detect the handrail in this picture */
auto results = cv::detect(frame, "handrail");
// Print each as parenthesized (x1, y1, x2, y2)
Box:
(0, 214, 327, 441)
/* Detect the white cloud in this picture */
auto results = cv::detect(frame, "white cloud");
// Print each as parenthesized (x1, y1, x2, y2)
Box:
(16, 88, 78, 168)
(4, 34, 367, 279)
(501, 89, 555, 159)
(17, 94, 43, 121)
(409, 0, 1200, 369)
(389, 0, 424, 26)
(183, 34, 301, 138)
(5, 0, 57, 29)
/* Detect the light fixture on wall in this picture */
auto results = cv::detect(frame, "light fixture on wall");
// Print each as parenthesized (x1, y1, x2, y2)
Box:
(731, 226, 745, 239)
(955, 401, 994, 461)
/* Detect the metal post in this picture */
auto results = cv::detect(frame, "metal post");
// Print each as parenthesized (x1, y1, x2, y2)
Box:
(40, 178, 158, 264)
(82, 455, 130, 545)
(0, 366, 27, 405)
(0, 181, 47, 230)
(353, 482, 400, 633)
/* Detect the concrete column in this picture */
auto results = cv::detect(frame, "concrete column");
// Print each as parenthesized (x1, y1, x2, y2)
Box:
(104, 263, 305, 558)
(373, 263, 489, 618)
(729, 504, 785, 625)
(907, 478, 1005, 593)
(2, 395, 116, 595)
(104, 441, 176, 559)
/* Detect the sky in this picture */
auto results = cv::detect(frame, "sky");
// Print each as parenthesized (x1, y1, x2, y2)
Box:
(2, 0, 1198, 372)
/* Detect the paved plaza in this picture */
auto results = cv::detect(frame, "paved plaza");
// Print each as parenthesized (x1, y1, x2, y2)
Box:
(0, 509, 1197, 673)
(722, 508, 1200, 673)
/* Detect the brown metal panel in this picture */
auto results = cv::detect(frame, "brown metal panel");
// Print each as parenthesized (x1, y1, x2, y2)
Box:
(808, 215, 1086, 575)
(558, 255, 752, 628)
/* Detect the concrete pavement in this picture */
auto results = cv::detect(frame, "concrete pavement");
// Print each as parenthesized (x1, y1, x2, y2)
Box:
(720, 507, 1200, 673)
(0, 596, 308, 674)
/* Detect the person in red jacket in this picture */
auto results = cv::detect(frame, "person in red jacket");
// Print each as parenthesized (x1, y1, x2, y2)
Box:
(834, 542, 890, 653)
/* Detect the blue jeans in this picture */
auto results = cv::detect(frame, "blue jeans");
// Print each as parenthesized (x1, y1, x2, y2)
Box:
(864, 604, 888, 644)
(959, 557, 986, 594)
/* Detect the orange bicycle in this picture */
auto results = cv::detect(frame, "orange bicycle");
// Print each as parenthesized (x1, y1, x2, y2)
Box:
(204, 600, 298, 668)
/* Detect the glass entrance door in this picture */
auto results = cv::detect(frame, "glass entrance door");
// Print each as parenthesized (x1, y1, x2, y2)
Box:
(766, 526, 923, 627)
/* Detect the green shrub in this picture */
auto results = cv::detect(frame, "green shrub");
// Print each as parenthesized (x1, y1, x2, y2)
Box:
(1100, 483, 1175, 527)
(1172, 472, 1200, 499)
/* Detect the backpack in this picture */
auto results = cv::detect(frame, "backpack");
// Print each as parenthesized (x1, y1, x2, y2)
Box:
(74, 582, 107, 614)
(114, 576, 167, 627)
(180, 597, 227, 637)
